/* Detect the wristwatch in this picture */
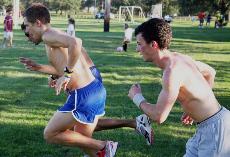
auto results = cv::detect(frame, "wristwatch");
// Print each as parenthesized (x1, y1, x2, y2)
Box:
(64, 67, 73, 78)
(50, 75, 57, 80)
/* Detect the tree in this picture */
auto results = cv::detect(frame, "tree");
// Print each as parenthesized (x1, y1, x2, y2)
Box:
(177, 0, 199, 15)
(20, 0, 51, 9)
(0, 0, 12, 9)
(212, 0, 230, 16)
(67, 0, 81, 15)
(178, 0, 230, 16)
(50, 0, 80, 15)
(104, 0, 111, 32)
(81, 0, 94, 12)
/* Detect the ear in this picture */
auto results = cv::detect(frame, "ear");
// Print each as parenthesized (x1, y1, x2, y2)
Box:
(35, 19, 42, 27)
(151, 41, 159, 49)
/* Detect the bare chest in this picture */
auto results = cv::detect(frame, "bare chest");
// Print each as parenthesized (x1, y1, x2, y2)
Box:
(46, 46, 67, 74)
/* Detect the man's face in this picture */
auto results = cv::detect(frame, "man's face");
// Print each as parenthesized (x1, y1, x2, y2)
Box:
(136, 33, 154, 62)
(23, 17, 42, 45)
(7, 11, 13, 16)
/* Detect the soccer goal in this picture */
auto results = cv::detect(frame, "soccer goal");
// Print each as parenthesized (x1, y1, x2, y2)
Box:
(118, 6, 145, 23)
(151, 3, 162, 18)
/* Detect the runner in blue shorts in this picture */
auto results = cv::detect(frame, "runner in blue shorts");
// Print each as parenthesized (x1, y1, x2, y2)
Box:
(20, 3, 118, 157)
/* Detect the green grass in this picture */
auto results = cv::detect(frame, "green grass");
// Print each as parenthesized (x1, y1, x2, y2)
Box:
(0, 17, 229, 157)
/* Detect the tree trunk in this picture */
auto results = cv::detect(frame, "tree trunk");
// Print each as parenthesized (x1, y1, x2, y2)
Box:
(104, 0, 111, 32)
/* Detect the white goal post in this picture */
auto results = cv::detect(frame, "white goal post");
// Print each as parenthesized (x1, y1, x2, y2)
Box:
(118, 6, 145, 23)
(151, 3, 162, 18)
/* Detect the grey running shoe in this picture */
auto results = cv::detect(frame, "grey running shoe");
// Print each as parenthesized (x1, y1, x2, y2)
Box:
(136, 114, 154, 145)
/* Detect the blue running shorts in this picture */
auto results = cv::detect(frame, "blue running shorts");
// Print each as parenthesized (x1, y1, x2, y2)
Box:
(90, 66, 102, 83)
(58, 79, 106, 124)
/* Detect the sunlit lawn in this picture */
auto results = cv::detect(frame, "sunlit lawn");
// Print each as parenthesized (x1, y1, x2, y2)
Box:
(0, 16, 229, 157)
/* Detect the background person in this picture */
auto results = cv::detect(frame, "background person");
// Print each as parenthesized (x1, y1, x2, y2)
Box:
(206, 13, 212, 26)
(2, 8, 13, 48)
(67, 17, 75, 37)
(122, 23, 134, 52)
(198, 11, 205, 28)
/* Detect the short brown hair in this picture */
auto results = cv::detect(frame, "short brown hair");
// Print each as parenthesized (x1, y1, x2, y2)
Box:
(6, 8, 12, 13)
(135, 18, 172, 49)
(24, 3, 50, 24)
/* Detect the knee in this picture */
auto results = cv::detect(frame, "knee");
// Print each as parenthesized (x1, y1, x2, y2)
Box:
(43, 127, 55, 144)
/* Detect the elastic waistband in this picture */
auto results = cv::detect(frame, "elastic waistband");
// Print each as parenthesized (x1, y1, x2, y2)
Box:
(197, 106, 226, 128)
(67, 79, 100, 94)
(89, 65, 96, 70)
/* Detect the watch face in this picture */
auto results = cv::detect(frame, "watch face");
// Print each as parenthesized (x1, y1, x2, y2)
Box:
(64, 67, 69, 73)
(64, 67, 67, 72)
(64, 67, 73, 73)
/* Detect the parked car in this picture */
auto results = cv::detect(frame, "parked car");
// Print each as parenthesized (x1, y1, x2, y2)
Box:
(95, 12, 115, 19)
(164, 15, 173, 23)
(95, 12, 104, 19)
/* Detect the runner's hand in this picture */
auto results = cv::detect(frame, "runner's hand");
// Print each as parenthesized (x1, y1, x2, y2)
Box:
(128, 83, 142, 100)
(55, 75, 70, 95)
(19, 57, 41, 72)
(48, 75, 56, 88)
(181, 112, 194, 125)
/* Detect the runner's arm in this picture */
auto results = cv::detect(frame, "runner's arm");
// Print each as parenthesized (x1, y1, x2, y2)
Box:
(195, 61, 216, 88)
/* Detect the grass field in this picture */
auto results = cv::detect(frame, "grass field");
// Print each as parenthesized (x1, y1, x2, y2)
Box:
(0, 16, 230, 157)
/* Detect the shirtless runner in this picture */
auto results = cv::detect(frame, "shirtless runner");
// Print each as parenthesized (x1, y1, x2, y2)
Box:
(128, 18, 230, 157)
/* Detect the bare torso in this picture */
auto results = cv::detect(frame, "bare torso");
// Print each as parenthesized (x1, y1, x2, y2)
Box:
(169, 53, 220, 122)
(45, 45, 95, 91)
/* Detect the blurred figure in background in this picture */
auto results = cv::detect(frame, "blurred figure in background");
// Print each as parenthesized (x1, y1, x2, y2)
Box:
(2, 7, 13, 48)
(67, 17, 76, 37)
(198, 11, 205, 28)
(206, 13, 212, 26)
(122, 23, 134, 52)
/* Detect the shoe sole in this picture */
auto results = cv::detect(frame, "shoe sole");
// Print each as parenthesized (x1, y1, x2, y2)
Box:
(112, 142, 118, 157)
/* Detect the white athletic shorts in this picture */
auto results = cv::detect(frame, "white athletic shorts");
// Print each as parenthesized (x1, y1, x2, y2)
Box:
(184, 107, 230, 157)
(3, 31, 13, 40)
